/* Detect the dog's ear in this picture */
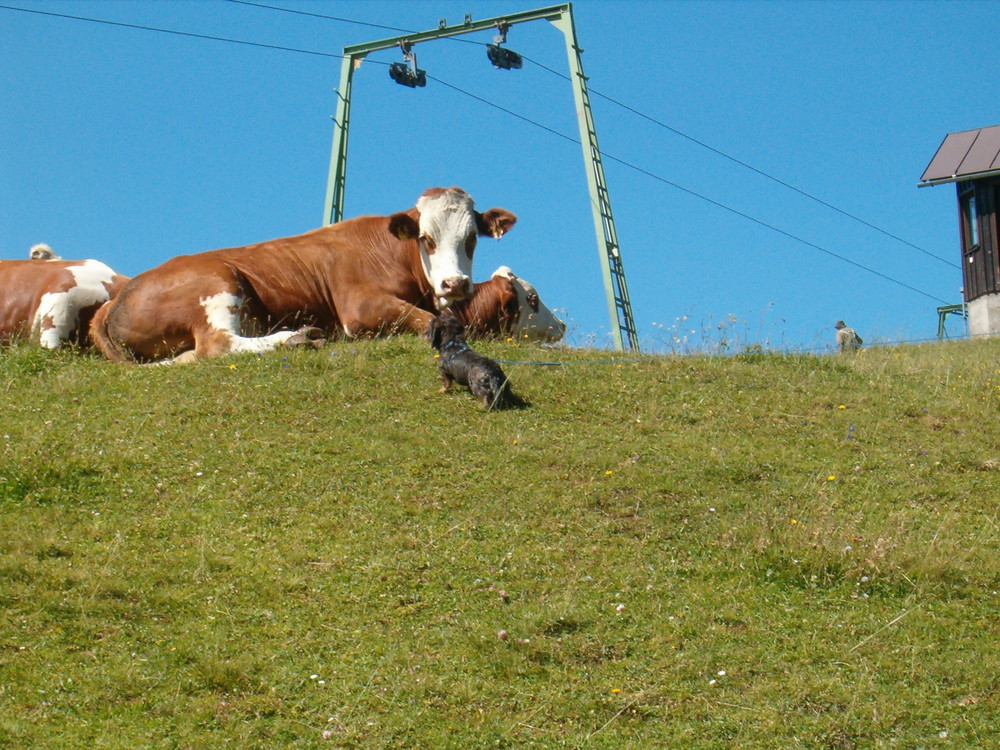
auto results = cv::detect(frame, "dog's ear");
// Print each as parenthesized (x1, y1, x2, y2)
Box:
(428, 316, 443, 350)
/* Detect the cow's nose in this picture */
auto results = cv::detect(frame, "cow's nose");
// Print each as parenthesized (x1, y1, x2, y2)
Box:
(546, 320, 567, 341)
(440, 276, 472, 298)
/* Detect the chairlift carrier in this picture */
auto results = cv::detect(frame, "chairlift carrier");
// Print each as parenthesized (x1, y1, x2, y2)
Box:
(322, 3, 639, 351)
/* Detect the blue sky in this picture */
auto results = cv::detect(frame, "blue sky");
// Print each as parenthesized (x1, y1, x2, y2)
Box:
(3, 0, 997, 352)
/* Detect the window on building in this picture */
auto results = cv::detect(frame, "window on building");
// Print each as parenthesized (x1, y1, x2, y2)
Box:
(961, 189, 980, 249)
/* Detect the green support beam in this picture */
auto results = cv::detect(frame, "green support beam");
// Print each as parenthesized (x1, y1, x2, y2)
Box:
(550, 9, 638, 351)
(936, 303, 967, 339)
(322, 53, 355, 229)
(322, 3, 639, 351)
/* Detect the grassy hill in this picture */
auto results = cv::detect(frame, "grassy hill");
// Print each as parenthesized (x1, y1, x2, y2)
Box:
(2, 336, 998, 748)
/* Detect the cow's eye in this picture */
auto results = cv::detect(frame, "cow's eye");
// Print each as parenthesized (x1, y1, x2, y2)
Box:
(527, 292, 539, 311)
(420, 234, 437, 252)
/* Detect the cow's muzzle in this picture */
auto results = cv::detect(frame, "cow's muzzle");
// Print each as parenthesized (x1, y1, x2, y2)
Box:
(547, 320, 568, 341)
(438, 275, 472, 301)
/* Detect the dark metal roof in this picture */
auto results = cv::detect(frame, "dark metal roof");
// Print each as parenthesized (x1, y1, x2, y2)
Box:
(920, 124, 1000, 186)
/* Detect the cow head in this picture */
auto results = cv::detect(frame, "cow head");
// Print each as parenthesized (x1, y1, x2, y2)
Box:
(389, 187, 516, 310)
(493, 266, 566, 342)
(30, 243, 61, 260)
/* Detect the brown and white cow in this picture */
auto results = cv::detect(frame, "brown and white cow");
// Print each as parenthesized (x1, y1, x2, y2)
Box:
(0, 259, 130, 348)
(90, 187, 516, 363)
(452, 266, 565, 342)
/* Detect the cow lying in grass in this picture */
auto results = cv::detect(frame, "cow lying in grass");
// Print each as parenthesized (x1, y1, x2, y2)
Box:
(451, 266, 565, 343)
(0, 258, 129, 349)
(90, 187, 517, 363)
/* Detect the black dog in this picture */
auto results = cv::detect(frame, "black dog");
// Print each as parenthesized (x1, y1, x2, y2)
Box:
(428, 310, 526, 410)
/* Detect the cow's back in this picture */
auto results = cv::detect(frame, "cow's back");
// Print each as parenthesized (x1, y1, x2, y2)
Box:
(223, 215, 428, 312)
(96, 214, 430, 360)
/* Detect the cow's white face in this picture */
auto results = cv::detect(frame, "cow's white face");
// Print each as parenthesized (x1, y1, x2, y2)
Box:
(493, 266, 566, 342)
(415, 188, 479, 309)
(390, 188, 515, 310)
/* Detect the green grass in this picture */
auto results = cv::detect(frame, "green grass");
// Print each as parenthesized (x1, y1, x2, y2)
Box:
(2, 337, 999, 748)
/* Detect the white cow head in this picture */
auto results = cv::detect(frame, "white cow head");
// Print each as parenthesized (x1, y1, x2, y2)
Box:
(389, 187, 516, 309)
(30, 243, 61, 260)
(493, 266, 566, 342)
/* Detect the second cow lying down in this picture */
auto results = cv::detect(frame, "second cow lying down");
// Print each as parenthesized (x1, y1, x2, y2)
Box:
(0, 258, 129, 349)
(91, 187, 516, 363)
(451, 266, 565, 343)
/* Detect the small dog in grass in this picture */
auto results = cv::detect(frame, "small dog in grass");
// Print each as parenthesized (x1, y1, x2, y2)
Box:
(428, 310, 526, 410)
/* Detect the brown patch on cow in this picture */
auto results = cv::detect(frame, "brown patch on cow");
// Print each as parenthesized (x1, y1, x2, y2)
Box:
(496, 282, 519, 333)
(195, 328, 232, 359)
(420, 186, 465, 201)
(449, 275, 518, 338)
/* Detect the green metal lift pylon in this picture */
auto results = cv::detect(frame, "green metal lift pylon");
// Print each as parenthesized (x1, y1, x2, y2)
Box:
(322, 3, 639, 351)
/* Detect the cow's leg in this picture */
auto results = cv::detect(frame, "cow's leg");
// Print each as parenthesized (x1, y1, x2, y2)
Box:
(343, 297, 436, 338)
(196, 291, 304, 358)
(167, 350, 200, 365)
(283, 327, 327, 348)
(227, 330, 303, 354)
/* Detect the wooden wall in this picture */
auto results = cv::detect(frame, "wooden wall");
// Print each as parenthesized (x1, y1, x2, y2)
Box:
(958, 178, 1000, 301)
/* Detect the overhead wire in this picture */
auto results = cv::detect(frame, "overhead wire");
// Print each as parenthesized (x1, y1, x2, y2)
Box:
(223, 0, 413, 36)
(222, 0, 489, 47)
(223, 0, 958, 271)
(424, 74, 949, 305)
(0, 2, 347, 60)
(520, 54, 959, 270)
(0, 1, 953, 305)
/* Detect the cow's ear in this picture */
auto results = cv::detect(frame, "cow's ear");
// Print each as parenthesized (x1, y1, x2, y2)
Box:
(477, 209, 517, 239)
(389, 212, 421, 241)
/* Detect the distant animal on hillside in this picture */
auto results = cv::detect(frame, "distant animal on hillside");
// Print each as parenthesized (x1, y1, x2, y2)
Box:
(0, 259, 130, 348)
(450, 266, 565, 342)
(89, 187, 517, 364)
(835, 320, 863, 351)
(428, 310, 526, 410)
(29, 243, 61, 260)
